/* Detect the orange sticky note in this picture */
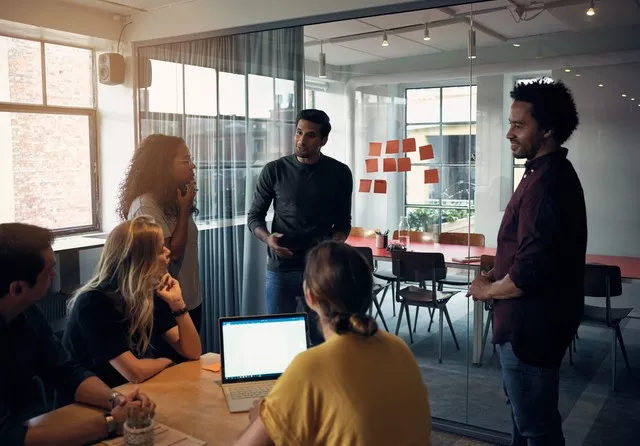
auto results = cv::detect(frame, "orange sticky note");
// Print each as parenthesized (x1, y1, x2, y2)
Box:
(419, 144, 434, 160)
(359, 179, 372, 192)
(383, 158, 396, 172)
(424, 168, 439, 184)
(369, 142, 382, 157)
(398, 157, 411, 172)
(202, 362, 221, 373)
(386, 140, 399, 154)
(365, 158, 378, 173)
(402, 138, 416, 153)
(373, 179, 387, 194)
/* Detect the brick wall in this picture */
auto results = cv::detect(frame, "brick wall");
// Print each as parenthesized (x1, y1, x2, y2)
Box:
(3, 38, 94, 230)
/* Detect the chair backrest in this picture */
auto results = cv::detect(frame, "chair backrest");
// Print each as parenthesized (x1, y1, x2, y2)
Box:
(352, 246, 375, 271)
(480, 255, 495, 274)
(350, 227, 378, 239)
(584, 264, 622, 298)
(391, 251, 447, 286)
(391, 230, 432, 243)
(439, 232, 486, 247)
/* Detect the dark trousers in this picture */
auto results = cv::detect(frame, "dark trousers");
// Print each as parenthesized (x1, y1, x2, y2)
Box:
(265, 270, 323, 346)
(497, 342, 565, 446)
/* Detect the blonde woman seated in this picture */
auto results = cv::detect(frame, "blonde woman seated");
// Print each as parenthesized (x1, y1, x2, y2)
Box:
(233, 241, 432, 446)
(62, 216, 201, 387)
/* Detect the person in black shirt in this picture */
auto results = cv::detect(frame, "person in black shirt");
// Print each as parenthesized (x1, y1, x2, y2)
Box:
(63, 216, 201, 387)
(0, 223, 155, 446)
(468, 80, 586, 446)
(247, 109, 353, 345)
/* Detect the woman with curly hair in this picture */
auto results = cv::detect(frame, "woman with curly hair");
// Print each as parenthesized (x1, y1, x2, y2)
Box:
(117, 134, 202, 332)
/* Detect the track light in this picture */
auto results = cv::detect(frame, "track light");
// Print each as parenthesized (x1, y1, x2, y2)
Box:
(318, 41, 326, 79)
(468, 29, 476, 59)
(382, 31, 389, 47)
(586, 0, 595, 16)
(423, 24, 431, 41)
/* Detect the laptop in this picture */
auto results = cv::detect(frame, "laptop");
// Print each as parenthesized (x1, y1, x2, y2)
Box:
(219, 313, 309, 413)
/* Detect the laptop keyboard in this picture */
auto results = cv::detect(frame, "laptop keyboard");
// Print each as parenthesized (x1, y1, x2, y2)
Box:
(229, 383, 274, 400)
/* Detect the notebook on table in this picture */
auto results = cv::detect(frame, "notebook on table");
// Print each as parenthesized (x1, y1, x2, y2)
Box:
(219, 313, 309, 413)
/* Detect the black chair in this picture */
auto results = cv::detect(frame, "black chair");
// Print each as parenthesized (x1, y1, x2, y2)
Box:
(570, 264, 632, 390)
(353, 246, 390, 331)
(392, 251, 459, 363)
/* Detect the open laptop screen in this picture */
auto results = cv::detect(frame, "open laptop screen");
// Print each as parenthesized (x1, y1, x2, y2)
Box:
(220, 313, 308, 384)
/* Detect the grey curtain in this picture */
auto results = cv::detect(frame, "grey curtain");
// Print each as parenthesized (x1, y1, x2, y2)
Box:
(136, 27, 304, 352)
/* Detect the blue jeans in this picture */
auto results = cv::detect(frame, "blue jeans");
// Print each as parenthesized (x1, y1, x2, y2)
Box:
(497, 342, 564, 446)
(265, 270, 323, 345)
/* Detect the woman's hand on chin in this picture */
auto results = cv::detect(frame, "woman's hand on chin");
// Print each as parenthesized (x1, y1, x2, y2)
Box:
(156, 273, 186, 312)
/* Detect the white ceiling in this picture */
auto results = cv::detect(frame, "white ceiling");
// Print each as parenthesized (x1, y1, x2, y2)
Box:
(61, 0, 189, 14)
(305, 0, 640, 66)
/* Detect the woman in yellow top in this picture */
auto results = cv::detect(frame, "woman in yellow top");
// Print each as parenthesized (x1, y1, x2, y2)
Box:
(233, 241, 432, 446)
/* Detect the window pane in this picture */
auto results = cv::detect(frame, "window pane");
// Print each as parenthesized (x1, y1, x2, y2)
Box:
(406, 207, 440, 232)
(406, 124, 440, 165)
(219, 72, 246, 117)
(406, 88, 440, 124)
(441, 125, 476, 164)
(514, 167, 526, 192)
(442, 86, 477, 123)
(406, 166, 440, 206)
(0, 37, 43, 104)
(248, 74, 273, 119)
(0, 112, 92, 229)
(45, 43, 93, 107)
(275, 78, 296, 120)
(185, 64, 217, 116)
(441, 166, 475, 207)
(139, 117, 181, 138)
(146, 60, 184, 114)
(441, 208, 475, 233)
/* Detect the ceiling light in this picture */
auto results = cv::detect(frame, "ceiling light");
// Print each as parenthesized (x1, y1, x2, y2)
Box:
(598, 84, 604, 87)
(423, 24, 431, 41)
(318, 51, 326, 79)
(564, 68, 571, 73)
(513, 43, 520, 47)
(575, 73, 581, 77)
(586, 0, 595, 16)
(382, 31, 389, 47)
(468, 29, 477, 59)
(622, 94, 627, 97)
(632, 98, 636, 101)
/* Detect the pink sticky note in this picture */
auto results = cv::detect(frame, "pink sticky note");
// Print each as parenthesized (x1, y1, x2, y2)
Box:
(359, 179, 372, 192)
(398, 157, 411, 172)
(383, 158, 396, 172)
(369, 142, 382, 157)
(424, 168, 439, 184)
(402, 138, 416, 153)
(365, 159, 378, 173)
(386, 140, 399, 154)
(373, 180, 387, 194)
(419, 144, 434, 161)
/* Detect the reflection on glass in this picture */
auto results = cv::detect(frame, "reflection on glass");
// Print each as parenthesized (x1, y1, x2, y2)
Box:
(406, 207, 440, 232)
(406, 167, 440, 206)
(440, 166, 475, 206)
(406, 124, 440, 164)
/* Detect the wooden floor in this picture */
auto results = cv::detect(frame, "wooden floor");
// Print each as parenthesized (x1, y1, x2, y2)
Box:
(432, 430, 497, 445)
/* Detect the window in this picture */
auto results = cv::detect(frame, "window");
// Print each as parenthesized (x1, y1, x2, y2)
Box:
(0, 36, 97, 234)
(511, 77, 552, 192)
(405, 86, 476, 233)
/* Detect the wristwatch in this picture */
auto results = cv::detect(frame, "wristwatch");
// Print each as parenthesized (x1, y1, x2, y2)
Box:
(172, 306, 189, 317)
(109, 391, 125, 409)
(102, 412, 117, 439)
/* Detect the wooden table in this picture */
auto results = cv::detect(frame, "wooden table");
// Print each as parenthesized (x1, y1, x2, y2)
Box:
(346, 236, 640, 365)
(28, 354, 246, 445)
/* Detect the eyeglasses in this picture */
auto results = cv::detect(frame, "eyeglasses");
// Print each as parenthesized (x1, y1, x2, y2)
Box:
(175, 157, 194, 165)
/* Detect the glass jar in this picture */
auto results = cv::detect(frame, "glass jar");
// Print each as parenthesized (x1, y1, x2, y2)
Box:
(124, 406, 155, 446)
(398, 216, 410, 249)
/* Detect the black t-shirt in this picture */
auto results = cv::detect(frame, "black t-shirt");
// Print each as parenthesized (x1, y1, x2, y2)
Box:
(62, 288, 178, 387)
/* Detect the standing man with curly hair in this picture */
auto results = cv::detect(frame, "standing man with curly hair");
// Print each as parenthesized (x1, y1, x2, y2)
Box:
(468, 80, 587, 445)
(117, 135, 202, 333)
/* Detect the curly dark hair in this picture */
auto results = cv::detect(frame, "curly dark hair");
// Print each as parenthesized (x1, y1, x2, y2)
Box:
(510, 80, 579, 145)
(117, 134, 198, 220)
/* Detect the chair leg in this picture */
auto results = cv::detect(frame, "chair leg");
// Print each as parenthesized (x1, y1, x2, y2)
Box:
(612, 327, 618, 391)
(405, 305, 414, 344)
(413, 307, 419, 333)
(391, 281, 396, 316)
(615, 325, 632, 373)
(372, 295, 389, 332)
(480, 311, 492, 366)
(438, 308, 444, 363)
(427, 308, 435, 332)
(394, 303, 405, 336)
(443, 306, 460, 350)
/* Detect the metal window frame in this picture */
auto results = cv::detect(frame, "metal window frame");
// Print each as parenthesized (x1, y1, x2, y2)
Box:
(0, 35, 100, 235)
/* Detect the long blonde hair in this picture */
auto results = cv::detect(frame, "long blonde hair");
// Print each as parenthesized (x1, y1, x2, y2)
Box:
(68, 216, 165, 354)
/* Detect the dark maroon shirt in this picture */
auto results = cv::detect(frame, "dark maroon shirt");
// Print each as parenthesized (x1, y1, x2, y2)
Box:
(493, 148, 587, 368)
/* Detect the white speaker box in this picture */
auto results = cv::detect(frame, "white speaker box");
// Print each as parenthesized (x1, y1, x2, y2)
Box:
(98, 52, 125, 85)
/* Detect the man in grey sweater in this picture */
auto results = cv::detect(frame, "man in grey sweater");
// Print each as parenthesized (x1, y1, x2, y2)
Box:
(247, 109, 353, 344)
